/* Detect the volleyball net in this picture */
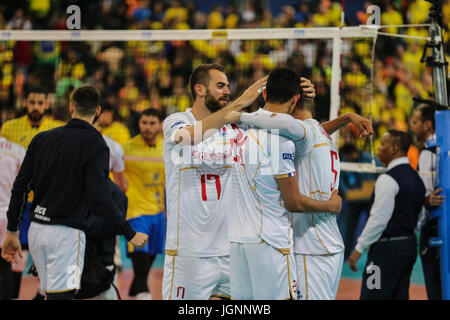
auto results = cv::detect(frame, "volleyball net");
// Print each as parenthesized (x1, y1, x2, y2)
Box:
(0, 25, 438, 174)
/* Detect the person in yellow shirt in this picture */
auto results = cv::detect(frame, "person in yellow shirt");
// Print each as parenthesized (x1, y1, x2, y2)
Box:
(123, 108, 165, 300)
(1, 87, 65, 148)
(96, 103, 131, 146)
(0, 85, 64, 300)
(381, 3, 403, 34)
(163, 0, 188, 26)
(207, 5, 224, 29)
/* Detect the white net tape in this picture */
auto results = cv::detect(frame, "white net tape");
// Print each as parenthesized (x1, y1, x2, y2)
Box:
(1, 26, 401, 174)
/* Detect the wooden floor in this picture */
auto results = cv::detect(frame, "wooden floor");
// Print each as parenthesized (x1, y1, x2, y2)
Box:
(18, 269, 427, 300)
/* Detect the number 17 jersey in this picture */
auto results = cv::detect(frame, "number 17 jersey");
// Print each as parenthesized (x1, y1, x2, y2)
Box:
(163, 109, 245, 257)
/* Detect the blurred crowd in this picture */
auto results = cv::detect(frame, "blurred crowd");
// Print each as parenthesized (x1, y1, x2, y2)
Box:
(0, 0, 449, 156)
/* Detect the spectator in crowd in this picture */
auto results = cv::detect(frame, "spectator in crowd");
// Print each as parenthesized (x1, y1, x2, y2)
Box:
(96, 103, 131, 146)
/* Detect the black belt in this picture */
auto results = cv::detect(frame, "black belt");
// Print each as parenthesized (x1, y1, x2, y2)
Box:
(378, 234, 415, 243)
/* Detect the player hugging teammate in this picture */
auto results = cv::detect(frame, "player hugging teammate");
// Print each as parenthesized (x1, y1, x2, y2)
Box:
(162, 64, 372, 300)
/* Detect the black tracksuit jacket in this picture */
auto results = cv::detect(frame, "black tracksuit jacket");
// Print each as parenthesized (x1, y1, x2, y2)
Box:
(6, 118, 135, 241)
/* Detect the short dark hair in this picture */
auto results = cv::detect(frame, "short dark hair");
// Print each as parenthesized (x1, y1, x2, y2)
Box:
(189, 64, 225, 100)
(25, 86, 48, 99)
(71, 86, 101, 116)
(266, 68, 301, 104)
(416, 103, 436, 131)
(140, 108, 163, 122)
(387, 129, 411, 155)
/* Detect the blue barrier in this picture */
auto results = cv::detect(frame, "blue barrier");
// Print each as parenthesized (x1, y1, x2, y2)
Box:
(433, 110, 450, 299)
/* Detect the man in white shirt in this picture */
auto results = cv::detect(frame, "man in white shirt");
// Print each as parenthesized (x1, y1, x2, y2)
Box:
(410, 103, 444, 300)
(348, 130, 426, 299)
(162, 64, 267, 300)
(230, 68, 343, 300)
(0, 135, 25, 299)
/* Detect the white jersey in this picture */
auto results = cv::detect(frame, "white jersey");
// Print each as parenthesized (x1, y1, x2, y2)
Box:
(0, 137, 26, 219)
(103, 135, 125, 172)
(292, 119, 344, 255)
(231, 129, 296, 252)
(163, 108, 246, 257)
(239, 110, 344, 255)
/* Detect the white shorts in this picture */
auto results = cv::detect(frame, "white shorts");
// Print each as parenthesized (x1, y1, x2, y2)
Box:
(230, 242, 297, 300)
(162, 255, 230, 300)
(0, 217, 29, 272)
(295, 251, 344, 300)
(28, 222, 86, 293)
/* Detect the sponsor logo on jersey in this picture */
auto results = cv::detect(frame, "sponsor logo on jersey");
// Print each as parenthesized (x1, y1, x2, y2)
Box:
(171, 121, 186, 129)
(282, 153, 294, 161)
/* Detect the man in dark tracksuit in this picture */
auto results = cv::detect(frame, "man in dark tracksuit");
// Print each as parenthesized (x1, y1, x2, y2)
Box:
(75, 178, 129, 300)
(348, 130, 425, 299)
(1, 85, 148, 300)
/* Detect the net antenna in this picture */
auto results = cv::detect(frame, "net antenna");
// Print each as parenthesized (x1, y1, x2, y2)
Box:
(329, 1, 386, 174)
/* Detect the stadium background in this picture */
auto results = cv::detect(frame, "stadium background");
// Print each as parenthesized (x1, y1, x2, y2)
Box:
(1, 0, 449, 299)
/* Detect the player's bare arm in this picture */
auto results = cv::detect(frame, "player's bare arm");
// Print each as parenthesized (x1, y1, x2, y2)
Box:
(112, 171, 128, 193)
(174, 76, 268, 145)
(297, 77, 373, 138)
(276, 176, 342, 214)
(321, 112, 373, 138)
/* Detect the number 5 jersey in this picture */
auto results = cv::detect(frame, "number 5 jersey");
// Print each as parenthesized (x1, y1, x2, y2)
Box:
(240, 109, 344, 256)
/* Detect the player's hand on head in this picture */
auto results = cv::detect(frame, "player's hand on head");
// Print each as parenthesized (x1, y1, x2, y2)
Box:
(348, 113, 373, 139)
(300, 77, 315, 100)
(329, 190, 342, 214)
(225, 111, 242, 124)
(131, 232, 149, 249)
(237, 75, 268, 109)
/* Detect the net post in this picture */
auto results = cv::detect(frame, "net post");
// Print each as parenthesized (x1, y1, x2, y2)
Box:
(433, 110, 450, 299)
